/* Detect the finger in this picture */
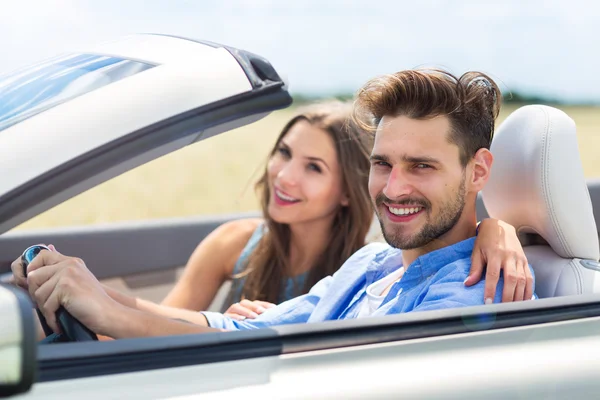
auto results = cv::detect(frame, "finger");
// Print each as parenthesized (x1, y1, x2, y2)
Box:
(35, 276, 62, 333)
(27, 250, 69, 275)
(523, 261, 534, 301)
(235, 302, 260, 318)
(255, 301, 276, 309)
(33, 268, 61, 311)
(10, 258, 28, 289)
(228, 303, 259, 319)
(483, 256, 502, 304)
(466, 250, 484, 286)
(501, 258, 518, 303)
(27, 249, 67, 275)
(512, 262, 527, 302)
(27, 263, 63, 300)
(240, 299, 265, 315)
(247, 300, 273, 314)
(224, 312, 247, 321)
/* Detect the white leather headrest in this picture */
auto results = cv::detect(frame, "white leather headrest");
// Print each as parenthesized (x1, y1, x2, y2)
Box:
(482, 105, 599, 261)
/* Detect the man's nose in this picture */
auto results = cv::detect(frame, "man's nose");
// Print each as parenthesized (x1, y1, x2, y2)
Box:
(383, 168, 414, 200)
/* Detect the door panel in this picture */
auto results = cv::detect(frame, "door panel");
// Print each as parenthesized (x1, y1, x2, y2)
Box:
(101, 272, 232, 312)
(0, 213, 256, 310)
(19, 314, 600, 399)
(0, 212, 259, 278)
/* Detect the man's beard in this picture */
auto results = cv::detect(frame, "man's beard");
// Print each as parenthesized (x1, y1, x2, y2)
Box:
(375, 175, 466, 250)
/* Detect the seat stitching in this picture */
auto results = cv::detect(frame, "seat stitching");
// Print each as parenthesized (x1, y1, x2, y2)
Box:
(571, 259, 583, 294)
(541, 107, 572, 256)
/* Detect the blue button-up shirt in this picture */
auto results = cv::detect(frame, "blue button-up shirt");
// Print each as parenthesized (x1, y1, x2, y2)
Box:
(203, 237, 535, 330)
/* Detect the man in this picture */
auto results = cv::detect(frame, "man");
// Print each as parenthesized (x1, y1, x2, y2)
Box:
(12, 68, 535, 339)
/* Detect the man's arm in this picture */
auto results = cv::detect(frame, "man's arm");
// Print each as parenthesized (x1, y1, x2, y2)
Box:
(103, 284, 211, 326)
(105, 274, 334, 337)
(18, 247, 335, 338)
(105, 302, 222, 338)
(103, 275, 332, 332)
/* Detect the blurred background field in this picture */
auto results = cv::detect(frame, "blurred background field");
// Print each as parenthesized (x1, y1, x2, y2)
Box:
(14, 103, 600, 231)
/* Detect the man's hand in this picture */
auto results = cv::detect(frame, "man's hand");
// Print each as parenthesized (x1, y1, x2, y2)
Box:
(12, 247, 115, 335)
(224, 299, 276, 320)
(466, 219, 533, 303)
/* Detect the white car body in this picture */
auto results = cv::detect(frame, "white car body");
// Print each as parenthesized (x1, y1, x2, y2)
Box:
(1, 34, 600, 399)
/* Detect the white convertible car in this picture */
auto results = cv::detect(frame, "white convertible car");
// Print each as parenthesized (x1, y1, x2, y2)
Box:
(1, 34, 600, 399)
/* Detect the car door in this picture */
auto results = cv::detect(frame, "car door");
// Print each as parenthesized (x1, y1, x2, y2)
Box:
(0, 33, 291, 310)
(11, 294, 600, 399)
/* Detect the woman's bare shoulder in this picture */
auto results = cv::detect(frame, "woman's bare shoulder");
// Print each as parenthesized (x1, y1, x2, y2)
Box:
(207, 218, 264, 274)
(209, 218, 264, 251)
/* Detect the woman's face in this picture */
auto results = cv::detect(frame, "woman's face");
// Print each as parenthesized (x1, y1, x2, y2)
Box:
(267, 120, 348, 227)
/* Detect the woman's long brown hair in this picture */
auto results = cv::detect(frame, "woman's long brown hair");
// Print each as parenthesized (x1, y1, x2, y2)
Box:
(236, 101, 373, 303)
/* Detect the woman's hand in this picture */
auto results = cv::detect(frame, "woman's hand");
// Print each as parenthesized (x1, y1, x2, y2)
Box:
(224, 299, 276, 320)
(466, 218, 533, 304)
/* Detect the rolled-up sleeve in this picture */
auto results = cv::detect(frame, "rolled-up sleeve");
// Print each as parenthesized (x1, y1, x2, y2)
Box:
(202, 275, 333, 331)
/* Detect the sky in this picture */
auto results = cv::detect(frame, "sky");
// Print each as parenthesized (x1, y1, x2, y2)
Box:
(1, 0, 600, 103)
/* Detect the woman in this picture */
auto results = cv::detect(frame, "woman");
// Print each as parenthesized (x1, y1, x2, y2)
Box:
(162, 101, 372, 319)
(161, 101, 531, 320)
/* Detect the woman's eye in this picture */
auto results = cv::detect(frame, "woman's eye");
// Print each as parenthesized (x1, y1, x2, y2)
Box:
(277, 147, 291, 158)
(308, 163, 322, 173)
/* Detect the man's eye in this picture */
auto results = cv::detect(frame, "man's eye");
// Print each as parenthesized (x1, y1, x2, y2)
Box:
(373, 161, 391, 168)
(416, 164, 431, 169)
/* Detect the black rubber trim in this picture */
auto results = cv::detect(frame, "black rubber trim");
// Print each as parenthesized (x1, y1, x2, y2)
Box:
(37, 329, 281, 382)
(0, 284, 36, 397)
(36, 294, 600, 382)
(143, 34, 284, 90)
(0, 84, 292, 231)
(143, 33, 283, 89)
(223, 47, 283, 89)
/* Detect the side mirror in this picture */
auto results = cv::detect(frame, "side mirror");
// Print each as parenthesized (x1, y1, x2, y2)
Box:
(0, 284, 36, 397)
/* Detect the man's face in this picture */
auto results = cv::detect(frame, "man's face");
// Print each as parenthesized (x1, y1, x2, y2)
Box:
(368, 115, 467, 249)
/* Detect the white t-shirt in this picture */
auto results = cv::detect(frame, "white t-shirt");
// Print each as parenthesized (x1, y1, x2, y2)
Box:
(356, 267, 405, 318)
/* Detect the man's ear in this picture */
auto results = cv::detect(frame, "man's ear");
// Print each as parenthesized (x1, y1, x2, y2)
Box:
(469, 148, 493, 192)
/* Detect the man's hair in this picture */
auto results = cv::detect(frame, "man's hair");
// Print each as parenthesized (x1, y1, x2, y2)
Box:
(353, 69, 502, 166)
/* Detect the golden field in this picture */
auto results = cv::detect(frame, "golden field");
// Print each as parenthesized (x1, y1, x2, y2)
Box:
(15, 104, 600, 231)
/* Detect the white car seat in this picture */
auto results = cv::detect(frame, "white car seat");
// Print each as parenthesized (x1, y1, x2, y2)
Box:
(482, 105, 600, 298)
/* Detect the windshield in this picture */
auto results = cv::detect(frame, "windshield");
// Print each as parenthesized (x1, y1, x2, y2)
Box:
(0, 53, 154, 132)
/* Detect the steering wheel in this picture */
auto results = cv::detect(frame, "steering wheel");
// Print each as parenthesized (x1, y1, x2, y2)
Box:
(21, 245, 98, 342)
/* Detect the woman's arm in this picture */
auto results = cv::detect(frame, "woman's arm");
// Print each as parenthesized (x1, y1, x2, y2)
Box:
(466, 218, 533, 303)
(161, 218, 262, 310)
